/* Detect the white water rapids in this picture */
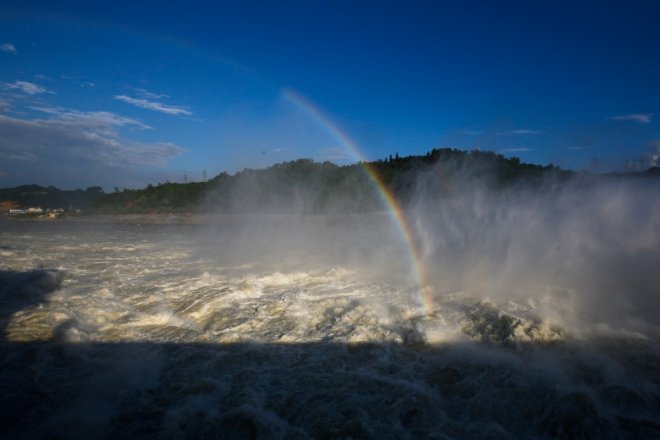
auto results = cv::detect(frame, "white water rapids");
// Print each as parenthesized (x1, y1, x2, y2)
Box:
(1, 218, 659, 439)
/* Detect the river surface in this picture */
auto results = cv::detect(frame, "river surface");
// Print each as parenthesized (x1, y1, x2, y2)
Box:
(1, 218, 659, 439)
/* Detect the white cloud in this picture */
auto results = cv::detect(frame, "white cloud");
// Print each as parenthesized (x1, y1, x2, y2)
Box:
(0, 112, 186, 187)
(499, 129, 543, 136)
(135, 88, 168, 100)
(610, 113, 652, 124)
(3, 80, 53, 95)
(0, 98, 10, 112)
(31, 106, 151, 130)
(114, 94, 192, 116)
(0, 151, 37, 161)
(500, 147, 532, 153)
(0, 43, 17, 54)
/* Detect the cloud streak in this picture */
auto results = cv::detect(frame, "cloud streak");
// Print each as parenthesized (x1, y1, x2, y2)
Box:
(0, 43, 18, 55)
(0, 151, 37, 161)
(500, 147, 532, 153)
(609, 113, 652, 124)
(32, 106, 152, 129)
(3, 80, 53, 95)
(115, 94, 192, 116)
(135, 88, 168, 100)
(0, 43, 17, 54)
(498, 129, 543, 136)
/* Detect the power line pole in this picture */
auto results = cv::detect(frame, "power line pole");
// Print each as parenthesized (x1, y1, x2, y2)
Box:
(202, 169, 207, 182)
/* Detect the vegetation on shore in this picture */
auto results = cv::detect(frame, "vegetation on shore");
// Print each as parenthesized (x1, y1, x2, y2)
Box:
(1, 148, 657, 216)
(0, 185, 104, 215)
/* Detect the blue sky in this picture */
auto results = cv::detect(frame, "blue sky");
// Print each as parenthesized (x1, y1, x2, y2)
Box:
(1, 1, 659, 189)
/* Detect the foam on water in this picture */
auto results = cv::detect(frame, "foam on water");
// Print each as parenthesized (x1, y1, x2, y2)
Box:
(1, 220, 659, 439)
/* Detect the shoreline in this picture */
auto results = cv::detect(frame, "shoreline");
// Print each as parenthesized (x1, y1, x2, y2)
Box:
(1, 213, 210, 225)
(1, 210, 395, 226)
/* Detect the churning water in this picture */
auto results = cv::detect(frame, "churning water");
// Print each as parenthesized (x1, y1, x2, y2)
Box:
(1, 217, 659, 439)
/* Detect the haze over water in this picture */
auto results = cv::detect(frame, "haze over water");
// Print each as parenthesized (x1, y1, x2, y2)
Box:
(2, 176, 659, 438)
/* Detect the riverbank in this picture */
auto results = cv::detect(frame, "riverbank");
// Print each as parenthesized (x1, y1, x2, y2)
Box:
(2, 213, 210, 225)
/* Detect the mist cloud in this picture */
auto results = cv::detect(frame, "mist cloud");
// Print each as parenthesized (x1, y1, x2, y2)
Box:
(407, 165, 660, 336)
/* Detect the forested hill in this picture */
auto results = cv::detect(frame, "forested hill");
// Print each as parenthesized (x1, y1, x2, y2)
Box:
(93, 149, 572, 214)
(2, 149, 658, 215)
(0, 185, 105, 212)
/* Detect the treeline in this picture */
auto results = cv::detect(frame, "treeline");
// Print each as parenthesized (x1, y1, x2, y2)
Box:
(0, 185, 105, 212)
(370, 148, 570, 197)
(4, 149, 658, 215)
(93, 181, 208, 214)
(94, 160, 378, 214)
(93, 149, 573, 214)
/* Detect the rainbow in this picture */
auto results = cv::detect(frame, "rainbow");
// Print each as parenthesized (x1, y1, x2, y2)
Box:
(282, 88, 435, 314)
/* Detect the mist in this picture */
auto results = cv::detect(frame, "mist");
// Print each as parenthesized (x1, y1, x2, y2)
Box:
(409, 169, 660, 337)
(197, 161, 411, 282)
(2, 159, 660, 438)
(195, 158, 660, 341)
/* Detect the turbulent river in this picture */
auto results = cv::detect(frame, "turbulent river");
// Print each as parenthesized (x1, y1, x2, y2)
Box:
(1, 216, 659, 439)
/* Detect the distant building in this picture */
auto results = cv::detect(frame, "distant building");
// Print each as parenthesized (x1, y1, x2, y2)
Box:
(0, 200, 20, 213)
